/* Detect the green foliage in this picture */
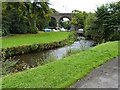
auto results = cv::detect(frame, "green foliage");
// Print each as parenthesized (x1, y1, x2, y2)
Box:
(60, 20, 71, 30)
(71, 10, 87, 30)
(84, 1, 120, 42)
(0, 27, 9, 36)
(2, 2, 53, 35)
(40, 54, 57, 65)
(50, 8, 59, 14)
(48, 17, 57, 28)
(2, 2, 29, 34)
(84, 13, 96, 38)
(2, 41, 118, 88)
(30, 44, 39, 51)
(48, 8, 58, 28)
(2, 60, 18, 75)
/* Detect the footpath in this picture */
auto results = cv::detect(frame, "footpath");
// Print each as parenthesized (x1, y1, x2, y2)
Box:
(70, 57, 119, 88)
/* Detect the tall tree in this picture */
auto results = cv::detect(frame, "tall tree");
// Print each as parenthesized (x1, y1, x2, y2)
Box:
(84, 13, 96, 39)
(71, 10, 87, 30)
(2, 2, 29, 34)
(85, 1, 120, 42)
(24, 2, 52, 33)
(2, 1, 53, 35)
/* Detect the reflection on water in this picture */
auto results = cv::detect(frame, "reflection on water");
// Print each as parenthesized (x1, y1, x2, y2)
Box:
(5, 38, 95, 73)
(12, 39, 94, 64)
(52, 40, 94, 59)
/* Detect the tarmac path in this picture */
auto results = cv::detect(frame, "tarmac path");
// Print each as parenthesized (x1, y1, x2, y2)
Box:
(70, 57, 119, 88)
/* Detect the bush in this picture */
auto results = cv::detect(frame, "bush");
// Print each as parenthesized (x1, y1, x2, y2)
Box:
(2, 60, 18, 75)
(0, 27, 10, 36)
(109, 31, 120, 41)
(84, 1, 120, 43)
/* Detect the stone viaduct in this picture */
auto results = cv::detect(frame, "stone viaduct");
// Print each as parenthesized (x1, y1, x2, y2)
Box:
(51, 13, 83, 35)
(51, 13, 73, 29)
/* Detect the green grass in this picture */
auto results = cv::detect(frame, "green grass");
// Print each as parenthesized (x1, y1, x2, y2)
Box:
(2, 41, 119, 88)
(0, 32, 71, 48)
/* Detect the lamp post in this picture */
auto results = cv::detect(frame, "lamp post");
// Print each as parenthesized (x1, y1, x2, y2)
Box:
(63, 5, 67, 12)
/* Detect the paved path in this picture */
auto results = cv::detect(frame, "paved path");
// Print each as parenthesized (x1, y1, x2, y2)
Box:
(70, 57, 119, 88)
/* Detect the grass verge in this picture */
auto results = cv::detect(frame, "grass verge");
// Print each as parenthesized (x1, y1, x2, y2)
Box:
(2, 41, 119, 88)
(0, 32, 71, 48)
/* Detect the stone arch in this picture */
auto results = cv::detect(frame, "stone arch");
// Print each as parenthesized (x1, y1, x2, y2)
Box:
(59, 16, 71, 22)
(59, 16, 71, 29)
(52, 13, 72, 29)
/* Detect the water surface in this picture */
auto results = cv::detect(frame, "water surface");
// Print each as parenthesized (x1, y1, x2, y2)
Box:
(6, 38, 95, 73)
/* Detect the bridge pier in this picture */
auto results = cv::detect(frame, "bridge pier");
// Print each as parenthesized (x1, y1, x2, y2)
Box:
(56, 21, 60, 29)
(52, 13, 72, 30)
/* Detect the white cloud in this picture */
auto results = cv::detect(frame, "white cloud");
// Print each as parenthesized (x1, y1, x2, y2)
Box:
(49, 0, 119, 13)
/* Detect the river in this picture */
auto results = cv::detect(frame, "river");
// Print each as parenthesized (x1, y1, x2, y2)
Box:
(3, 37, 95, 74)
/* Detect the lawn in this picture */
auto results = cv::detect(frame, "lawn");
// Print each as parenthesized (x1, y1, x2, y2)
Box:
(2, 41, 119, 88)
(0, 32, 71, 48)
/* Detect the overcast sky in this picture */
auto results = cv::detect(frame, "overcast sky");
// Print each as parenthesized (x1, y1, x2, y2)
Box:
(49, 0, 119, 13)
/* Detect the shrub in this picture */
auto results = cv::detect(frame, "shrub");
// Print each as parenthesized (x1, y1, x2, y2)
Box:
(0, 27, 10, 36)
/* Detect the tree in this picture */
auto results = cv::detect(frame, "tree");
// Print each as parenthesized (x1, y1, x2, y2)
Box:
(2, 2, 29, 34)
(84, 13, 96, 39)
(59, 20, 71, 30)
(71, 10, 87, 30)
(48, 8, 58, 28)
(85, 1, 120, 42)
(48, 17, 57, 28)
(24, 2, 52, 32)
(2, 1, 53, 35)
(108, 1, 120, 40)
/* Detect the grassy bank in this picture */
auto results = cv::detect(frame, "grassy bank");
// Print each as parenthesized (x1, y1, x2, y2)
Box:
(1, 32, 76, 59)
(0, 32, 71, 48)
(2, 41, 119, 88)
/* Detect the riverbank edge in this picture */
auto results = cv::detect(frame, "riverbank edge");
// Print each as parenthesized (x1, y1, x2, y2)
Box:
(2, 41, 119, 88)
(1, 32, 77, 60)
